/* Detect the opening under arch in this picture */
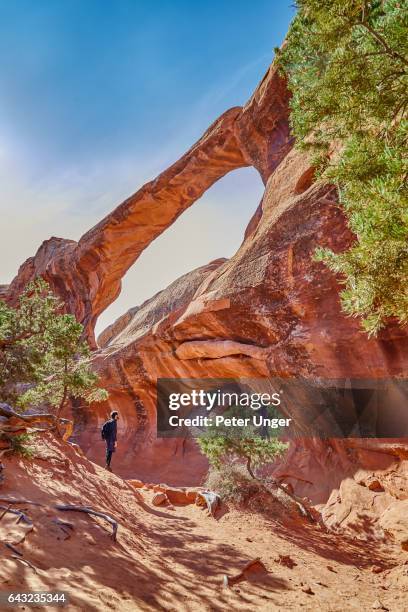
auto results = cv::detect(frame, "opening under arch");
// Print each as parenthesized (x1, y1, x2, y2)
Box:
(95, 166, 264, 338)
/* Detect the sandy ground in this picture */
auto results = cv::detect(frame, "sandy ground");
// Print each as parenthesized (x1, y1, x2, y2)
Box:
(0, 435, 407, 612)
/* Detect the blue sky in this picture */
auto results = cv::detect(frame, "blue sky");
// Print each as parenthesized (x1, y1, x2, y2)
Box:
(0, 1, 295, 335)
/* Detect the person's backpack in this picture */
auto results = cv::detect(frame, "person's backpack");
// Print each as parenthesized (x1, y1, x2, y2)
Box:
(101, 420, 110, 441)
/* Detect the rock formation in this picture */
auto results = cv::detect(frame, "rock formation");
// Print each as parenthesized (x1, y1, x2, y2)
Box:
(3, 55, 408, 537)
(4, 63, 291, 348)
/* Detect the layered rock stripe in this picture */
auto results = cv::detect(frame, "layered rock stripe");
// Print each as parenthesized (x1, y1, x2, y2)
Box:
(4, 56, 408, 521)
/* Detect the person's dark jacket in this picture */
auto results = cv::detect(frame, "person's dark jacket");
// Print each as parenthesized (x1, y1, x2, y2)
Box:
(102, 419, 117, 451)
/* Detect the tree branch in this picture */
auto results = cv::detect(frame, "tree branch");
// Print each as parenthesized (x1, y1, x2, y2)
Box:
(360, 22, 408, 68)
(0, 403, 56, 425)
(55, 505, 119, 541)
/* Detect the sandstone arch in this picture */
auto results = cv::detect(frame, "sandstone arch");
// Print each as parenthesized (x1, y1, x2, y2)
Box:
(4, 63, 292, 347)
(4, 55, 408, 510)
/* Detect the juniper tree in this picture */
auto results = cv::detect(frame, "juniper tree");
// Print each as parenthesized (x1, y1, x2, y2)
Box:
(198, 405, 287, 479)
(0, 278, 107, 421)
(277, 0, 408, 335)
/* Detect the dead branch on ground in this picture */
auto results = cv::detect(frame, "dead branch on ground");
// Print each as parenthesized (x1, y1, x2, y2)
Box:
(11, 554, 39, 573)
(0, 505, 33, 525)
(55, 504, 118, 541)
(0, 403, 74, 441)
(0, 504, 11, 522)
(0, 403, 56, 425)
(0, 497, 42, 506)
(5, 542, 23, 556)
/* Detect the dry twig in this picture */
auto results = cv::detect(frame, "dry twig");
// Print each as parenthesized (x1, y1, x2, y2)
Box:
(5, 542, 23, 556)
(0, 505, 32, 525)
(55, 504, 118, 541)
(11, 554, 39, 573)
(0, 504, 11, 522)
(0, 497, 42, 506)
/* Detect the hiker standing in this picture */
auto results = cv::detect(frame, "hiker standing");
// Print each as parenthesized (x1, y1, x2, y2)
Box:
(101, 411, 119, 471)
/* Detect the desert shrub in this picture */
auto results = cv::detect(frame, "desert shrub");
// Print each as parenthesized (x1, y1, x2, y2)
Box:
(6, 433, 35, 459)
(198, 405, 288, 480)
(0, 278, 107, 419)
(204, 463, 263, 503)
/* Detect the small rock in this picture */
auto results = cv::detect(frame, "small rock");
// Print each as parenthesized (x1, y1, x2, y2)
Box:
(301, 585, 314, 595)
(276, 554, 297, 569)
(185, 489, 198, 502)
(163, 487, 191, 505)
(152, 483, 168, 492)
(223, 558, 267, 586)
(371, 565, 384, 574)
(367, 480, 385, 492)
(151, 492, 168, 507)
(128, 479, 144, 489)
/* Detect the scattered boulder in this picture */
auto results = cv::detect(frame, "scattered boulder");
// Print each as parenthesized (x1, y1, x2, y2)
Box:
(196, 491, 221, 516)
(130, 482, 201, 506)
(301, 585, 315, 595)
(223, 558, 268, 587)
(381, 463, 408, 500)
(322, 478, 394, 533)
(379, 499, 408, 551)
(162, 487, 191, 505)
(151, 492, 169, 507)
(367, 479, 385, 492)
(185, 489, 198, 502)
(276, 554, 297, 569)
(128, 479, 144, 489)
(354, 470, 386, 493)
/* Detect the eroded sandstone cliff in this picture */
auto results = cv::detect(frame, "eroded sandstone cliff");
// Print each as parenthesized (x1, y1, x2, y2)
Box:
(5, 62, 290, 348)
(4, 56, 408, 536)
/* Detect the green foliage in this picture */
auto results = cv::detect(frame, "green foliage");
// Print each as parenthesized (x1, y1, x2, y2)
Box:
(6, 433, 35, 459)
(198, 405, 288, 479)
(204, 463, 262, 503)
(277, 0, 408, 334)
(0, 278, 108, 415)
